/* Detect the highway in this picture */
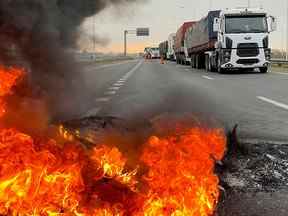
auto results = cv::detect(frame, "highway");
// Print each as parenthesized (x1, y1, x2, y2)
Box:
(82, 59, 288, 143)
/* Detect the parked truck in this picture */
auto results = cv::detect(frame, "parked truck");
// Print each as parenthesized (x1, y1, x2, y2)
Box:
(185, 8, 276, 73)
(175, 22, 195, 65)
(159, 41, 168, 59)
(167, 33, 176, 61)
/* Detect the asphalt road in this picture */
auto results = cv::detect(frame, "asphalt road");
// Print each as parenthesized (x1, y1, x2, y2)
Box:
(82, 59, 288, 143)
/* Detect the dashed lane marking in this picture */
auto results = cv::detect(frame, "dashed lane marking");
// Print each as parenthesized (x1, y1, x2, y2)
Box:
(202, 75, 214, 80)
(86, 107, 102, 116)
(109, 86, 121, 90)
(104, 91, 117, 95)
(257, 96, 288, 111)
(121, 61, 142, 80)
(95, 97, 110, 102)
(113, 83, 124, 87)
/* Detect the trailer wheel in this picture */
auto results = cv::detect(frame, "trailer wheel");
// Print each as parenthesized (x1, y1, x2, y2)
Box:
(205, 55, 211, 72)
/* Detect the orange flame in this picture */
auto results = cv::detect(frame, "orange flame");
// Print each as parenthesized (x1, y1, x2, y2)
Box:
(0, 66, 23, 118)
(140, 128, 226, 216)
(0, 66, 226, 215)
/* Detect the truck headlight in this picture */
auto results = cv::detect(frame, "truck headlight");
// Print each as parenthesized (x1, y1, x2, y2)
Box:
(264, 48, 271, 60)
(224, 57, 230, 63)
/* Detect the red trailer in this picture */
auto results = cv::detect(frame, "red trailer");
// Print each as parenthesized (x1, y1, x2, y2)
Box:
(175, 21, 195, 65)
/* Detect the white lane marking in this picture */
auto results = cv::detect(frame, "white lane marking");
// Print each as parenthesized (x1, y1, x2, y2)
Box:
(116, 80, 125, 83)
(113, 83, 124, 87)
(202, 75, 214, 80)
(121, 60, 143, 80)
(257, 96, 288, 111)
(109, 86, 121, 90)
(185, 69, 190, 71)
(96, 97, 110, 102)
(86, 107, 101, 116)
(105, 91, 116, 95)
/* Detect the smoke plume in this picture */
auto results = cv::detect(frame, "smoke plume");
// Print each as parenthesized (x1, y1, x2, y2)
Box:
(0, 0, 145, 121)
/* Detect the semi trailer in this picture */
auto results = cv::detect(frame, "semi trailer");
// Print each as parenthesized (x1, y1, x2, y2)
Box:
(159, 41, 168, 59)
(167, 33, 176, 61)
(185, 8, 276, 73)
(175, 22, 195, 65)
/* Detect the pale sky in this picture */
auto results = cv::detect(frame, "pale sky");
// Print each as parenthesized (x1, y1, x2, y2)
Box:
(81, 0, 287, 54)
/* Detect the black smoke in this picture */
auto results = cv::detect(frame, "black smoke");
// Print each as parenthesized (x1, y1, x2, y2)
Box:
(0, 0, 145, 120)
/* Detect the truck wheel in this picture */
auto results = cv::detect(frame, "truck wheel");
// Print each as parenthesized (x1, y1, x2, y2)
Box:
(217, 59, 226, 74)
(259, 67, 268, 73)
(205, 55, 210, 72)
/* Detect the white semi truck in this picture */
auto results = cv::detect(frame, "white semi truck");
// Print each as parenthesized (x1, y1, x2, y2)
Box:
(185, 8, 276, 73)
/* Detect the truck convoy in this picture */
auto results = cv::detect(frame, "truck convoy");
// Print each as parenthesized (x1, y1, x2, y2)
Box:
(158, 8, 276, 73)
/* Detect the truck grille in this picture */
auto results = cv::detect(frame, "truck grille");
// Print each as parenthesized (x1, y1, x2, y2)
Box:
(237, 43, 259, 57)
(236, 59, 259, 65)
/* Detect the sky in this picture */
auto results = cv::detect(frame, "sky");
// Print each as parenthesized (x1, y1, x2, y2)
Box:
(81, 0, 287, 54)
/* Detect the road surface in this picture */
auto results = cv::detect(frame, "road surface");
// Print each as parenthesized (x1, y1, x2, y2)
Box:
(82, 59, 288, 143)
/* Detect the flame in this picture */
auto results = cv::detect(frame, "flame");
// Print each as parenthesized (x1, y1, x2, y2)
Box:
(0, 66, 23, 118)
(90, 145, 138, 190)
(0, 66, 226, 215)
(140, 128, 226, 216)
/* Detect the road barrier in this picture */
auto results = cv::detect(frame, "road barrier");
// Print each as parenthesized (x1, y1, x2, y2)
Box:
(271, 59, 288, 66)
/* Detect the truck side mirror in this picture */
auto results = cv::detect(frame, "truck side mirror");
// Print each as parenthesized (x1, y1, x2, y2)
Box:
(267, 16, 277, 32)
(213, 18, 220, 32)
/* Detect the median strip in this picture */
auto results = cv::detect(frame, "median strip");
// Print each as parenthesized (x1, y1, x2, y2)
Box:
(257, 96, 288, 111)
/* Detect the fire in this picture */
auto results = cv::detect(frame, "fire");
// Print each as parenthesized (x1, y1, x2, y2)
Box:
(0, 66, 226, 215)
(0, 66, 23, 118)
(140, 128, 226, 216)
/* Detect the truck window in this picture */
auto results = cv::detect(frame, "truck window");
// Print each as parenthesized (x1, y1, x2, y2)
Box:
(225, 15, 268, 33)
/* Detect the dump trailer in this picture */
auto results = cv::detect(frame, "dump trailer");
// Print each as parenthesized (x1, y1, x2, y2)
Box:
(167, 33, 176, 61)
(185, 8, 276, 73)
(159, 41, 168, 59)
(175, 22, 195, 65)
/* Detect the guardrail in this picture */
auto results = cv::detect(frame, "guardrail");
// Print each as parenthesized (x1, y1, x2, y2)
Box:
(271, 59, 288, 66)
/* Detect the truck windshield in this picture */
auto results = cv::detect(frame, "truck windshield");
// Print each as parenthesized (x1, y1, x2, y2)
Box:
(225, 15, 268, 33)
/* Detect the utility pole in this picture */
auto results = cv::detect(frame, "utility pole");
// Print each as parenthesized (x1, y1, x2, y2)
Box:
(248, 0, 251, 8)
(92, 15, 96, 53)
(124, 30, 128, 56)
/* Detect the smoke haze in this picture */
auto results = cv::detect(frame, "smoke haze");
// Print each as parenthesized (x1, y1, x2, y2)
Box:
(0, 0, 145, 120)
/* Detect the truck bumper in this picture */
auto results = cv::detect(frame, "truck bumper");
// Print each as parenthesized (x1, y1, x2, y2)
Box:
(220, 48, 270, 70)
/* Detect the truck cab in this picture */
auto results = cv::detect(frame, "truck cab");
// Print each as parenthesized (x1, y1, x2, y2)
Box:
(213, 8, 276, 73)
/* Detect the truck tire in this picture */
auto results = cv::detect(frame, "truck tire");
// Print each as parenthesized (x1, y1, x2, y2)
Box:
(259, 67, 268, 73)
(217, 58, 226, 74)
(205, 55, 210, 72)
